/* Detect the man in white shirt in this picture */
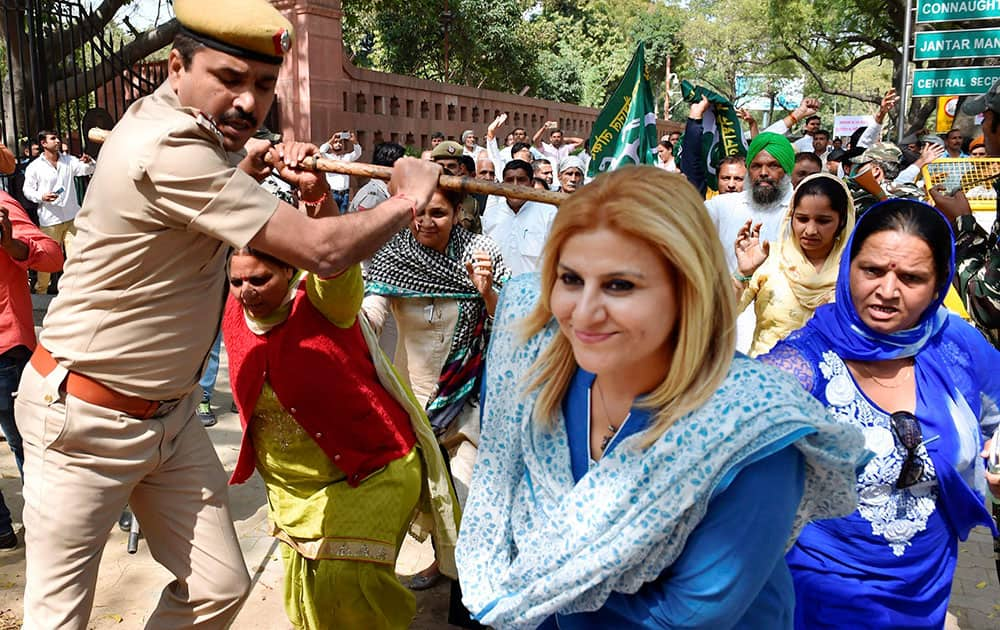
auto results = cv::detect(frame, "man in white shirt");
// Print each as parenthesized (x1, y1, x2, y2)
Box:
(485, 114, 543, 179)
(482, 159, 557, 276)
(318, 130, 362, 213)
(461, 130, 485, 161)
(532, 121, 584, 165)
(704, 133, 795, 352)
(557, 156, 585, 194)
(812, 129, 831, 164)
(22, 130, 95, 294)
(791, 115, 821, 152)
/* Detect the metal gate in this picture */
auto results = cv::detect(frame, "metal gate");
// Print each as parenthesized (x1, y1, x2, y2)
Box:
(0, 0, 168, 157)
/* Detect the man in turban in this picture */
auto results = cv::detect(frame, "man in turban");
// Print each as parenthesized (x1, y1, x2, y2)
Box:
(704, 132, 795, 353)
(704, 132, 795, 272)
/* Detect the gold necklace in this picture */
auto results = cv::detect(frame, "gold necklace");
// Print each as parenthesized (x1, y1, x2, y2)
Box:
(594, 379, 621, 453)
(855, 362, 912, 389)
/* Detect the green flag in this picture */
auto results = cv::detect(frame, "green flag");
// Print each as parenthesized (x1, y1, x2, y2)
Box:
(586, 43, 659, 179)
(679, 80, 748, 191)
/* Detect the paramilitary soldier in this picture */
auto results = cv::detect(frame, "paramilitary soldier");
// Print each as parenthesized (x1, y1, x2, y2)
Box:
(14, 0, 440, 627)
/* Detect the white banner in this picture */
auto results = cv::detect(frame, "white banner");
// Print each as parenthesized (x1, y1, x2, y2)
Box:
(833, 115, 875, 138)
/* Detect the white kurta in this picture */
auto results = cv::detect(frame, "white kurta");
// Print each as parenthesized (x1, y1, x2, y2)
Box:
(482, 198, 557, 276)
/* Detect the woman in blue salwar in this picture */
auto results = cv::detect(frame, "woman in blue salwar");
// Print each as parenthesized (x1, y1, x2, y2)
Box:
(455, 167, 868, 629)
(760, 198, 1000, 629)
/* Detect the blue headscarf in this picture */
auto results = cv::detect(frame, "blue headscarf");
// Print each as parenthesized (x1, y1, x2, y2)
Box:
(804, 198, 997, 539)
(815, 199, 952, 361)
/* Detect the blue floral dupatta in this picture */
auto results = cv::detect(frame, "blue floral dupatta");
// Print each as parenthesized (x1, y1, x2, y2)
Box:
(455, 274, 868, 629)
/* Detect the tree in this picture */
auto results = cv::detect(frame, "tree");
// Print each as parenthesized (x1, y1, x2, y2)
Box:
(342, 0, 539, 94)
(1, 0, 177, 144)
(341, 0, 686, 112)
(679, 0, 799, 122)
(528, 0, 686, 109)
(767, 0, 988, 134)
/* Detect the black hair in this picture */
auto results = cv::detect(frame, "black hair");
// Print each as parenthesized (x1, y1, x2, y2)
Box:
(435, 187, 466, 211)
(231, 246, 295, 271)
(793, 176, 850, 233)
(794, 152, 823, 168)
(719, 155, 745, 170)
(827, 148, 847, 162)
(510, 141, 532, 156)
(372, 142, 405, 167)
(172, 33, 205, 70)
(804, 115, 821, 125)
(849, 199, 951, 291)
(431, 131, 445, 140)
(36, 130, 57, 144)
(814, 129, 831, 140)
(503, 158, 533, 179)
(457, 154, 476, 175)
(659, 140, 673, 151)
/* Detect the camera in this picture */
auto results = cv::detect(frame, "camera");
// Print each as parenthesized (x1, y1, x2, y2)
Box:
(339, 132, 351, 140)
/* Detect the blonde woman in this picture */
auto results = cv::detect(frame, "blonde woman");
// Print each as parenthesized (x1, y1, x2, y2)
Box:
(733, 172, 856, 357)
(455, 167, 867, 629)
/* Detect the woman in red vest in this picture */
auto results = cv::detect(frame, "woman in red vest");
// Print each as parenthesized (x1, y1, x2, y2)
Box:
(223, 247, 460, 630)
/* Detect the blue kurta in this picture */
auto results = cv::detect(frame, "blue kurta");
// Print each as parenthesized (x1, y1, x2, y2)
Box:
(763, 319, 1000, 629)
(543, 368, 805, 629)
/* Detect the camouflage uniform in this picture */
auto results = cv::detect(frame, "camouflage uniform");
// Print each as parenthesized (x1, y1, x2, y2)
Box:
(847, 142, 923, 216)
(953, 180, 1000, 347)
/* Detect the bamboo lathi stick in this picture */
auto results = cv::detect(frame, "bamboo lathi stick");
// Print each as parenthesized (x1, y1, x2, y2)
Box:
(86, 127, 568, 206)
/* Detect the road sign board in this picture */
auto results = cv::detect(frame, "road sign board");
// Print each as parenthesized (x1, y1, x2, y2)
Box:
(914, 27, 1000, 60)
(916, 0, 1000, 23)
(913, 66, 1000, 97)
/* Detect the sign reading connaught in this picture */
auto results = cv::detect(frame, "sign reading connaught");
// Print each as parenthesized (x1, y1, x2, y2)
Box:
(916, 0, 1000, 23)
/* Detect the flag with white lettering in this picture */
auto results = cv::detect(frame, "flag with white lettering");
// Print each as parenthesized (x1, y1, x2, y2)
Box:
(586, 43, 659, 178)
(680, 80, 748, 191)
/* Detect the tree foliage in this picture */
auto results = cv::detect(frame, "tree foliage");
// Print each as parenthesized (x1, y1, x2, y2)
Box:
(342, 0, 686, 111)
(343, 0, 539, 93)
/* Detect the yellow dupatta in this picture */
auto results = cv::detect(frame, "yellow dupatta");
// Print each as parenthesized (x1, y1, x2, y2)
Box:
(777, 172, 856, 311)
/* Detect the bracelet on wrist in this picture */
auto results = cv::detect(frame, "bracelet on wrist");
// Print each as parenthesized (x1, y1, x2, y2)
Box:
(301, 190, 330, 207)
(787, 112, 799, 125)
(733, 270, 753, 283)
(392, 193, 420, 221)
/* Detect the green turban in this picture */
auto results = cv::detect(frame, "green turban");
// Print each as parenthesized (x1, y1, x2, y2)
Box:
(745, 132, 795, 176)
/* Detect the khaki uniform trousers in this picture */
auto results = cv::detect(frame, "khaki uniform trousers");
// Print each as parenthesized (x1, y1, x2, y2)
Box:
(14, 361, 250, 629)
(35, 220, 76, 294)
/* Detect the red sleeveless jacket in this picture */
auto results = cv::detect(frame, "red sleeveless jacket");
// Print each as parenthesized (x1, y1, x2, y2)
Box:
(223, 284, 416, 487)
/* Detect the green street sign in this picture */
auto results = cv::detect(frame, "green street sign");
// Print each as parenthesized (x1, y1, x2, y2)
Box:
(912, 66, 1000, 97)
(916, 0, 1000, 23)
(914, 27, 1000, 60)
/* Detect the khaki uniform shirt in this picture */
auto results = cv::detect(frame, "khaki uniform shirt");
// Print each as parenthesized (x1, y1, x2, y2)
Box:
(40, 82, 279, 400)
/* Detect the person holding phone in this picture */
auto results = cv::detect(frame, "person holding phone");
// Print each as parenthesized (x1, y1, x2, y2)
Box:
(319, 129, 362, 214)
(532, 120, 585, 166)
(21, 130, 94, 294)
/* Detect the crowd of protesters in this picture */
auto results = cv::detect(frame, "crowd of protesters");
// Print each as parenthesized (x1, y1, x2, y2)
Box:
(1, 3, 1000, 626)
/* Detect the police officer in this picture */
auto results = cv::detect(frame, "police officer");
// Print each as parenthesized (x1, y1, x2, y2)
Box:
(14, 0, 440, 627)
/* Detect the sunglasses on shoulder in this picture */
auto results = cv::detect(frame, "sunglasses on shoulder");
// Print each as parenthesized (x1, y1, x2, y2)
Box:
(889, 411, 940, 490)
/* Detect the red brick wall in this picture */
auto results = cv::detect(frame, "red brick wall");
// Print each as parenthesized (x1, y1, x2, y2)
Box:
(272, 0, 681, 152)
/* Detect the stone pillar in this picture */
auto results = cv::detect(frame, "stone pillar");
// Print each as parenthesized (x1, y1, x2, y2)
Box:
(272, 0, 346, 143)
